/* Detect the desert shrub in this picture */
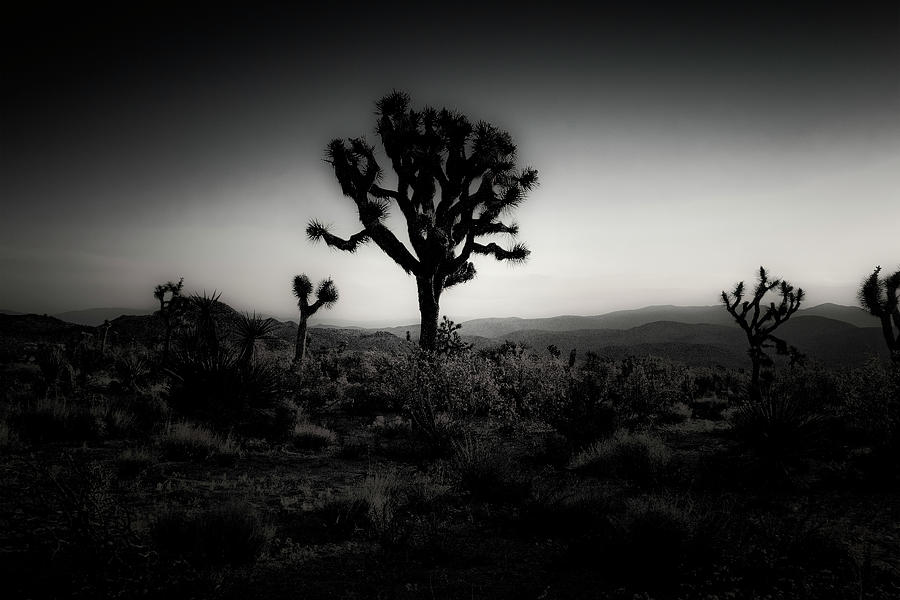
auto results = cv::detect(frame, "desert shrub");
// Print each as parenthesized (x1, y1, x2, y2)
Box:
(166, 349, 281, 426)
(607, 494, 696, 585)
(351, 469, 404, 535)
(519, 487, 613, 539)
(369, 414, 411, 439)
(387, 353, 478, 455)
(611, 356, 697, 426)
(112, 348, 151, 393)
(451, 434, 531, 504)
(71, 339, 110, 387)
(12, 396, 104, 443)
(691, 394, 730, 420)
(390, 351, 504, 420)
(489, 350, 570, 419)
(8, 453, 151, 599)
(158, 421, 241, 464)
(290, 354, 353, 412)
(36, 345, 75, 396)
(691, 365, 748, 400)
(659, 401, 693, 424)
(546, 384, 618, 450)
(729, 375, 828, 485)
(569, 429, 671, 484)
(153, 502, 273, 567)
(839, 358, 900, 447)
(115, 447, 156, 479)
(334, 351, 404, 413)
(0, 419, 18, 450)
(291, 422, 337, 450)
(124, 388, 171, 432)
(317, 469, 405, 539)
(236, 396, 305, 440)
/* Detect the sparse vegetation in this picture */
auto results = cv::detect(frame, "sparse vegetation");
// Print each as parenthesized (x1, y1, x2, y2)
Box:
(290, 421, 337, 450)
(569, 429, 672, 483)
(152, 501, 274, 567)
(3, 277, 899, 599)
(158, 420, 241, 464)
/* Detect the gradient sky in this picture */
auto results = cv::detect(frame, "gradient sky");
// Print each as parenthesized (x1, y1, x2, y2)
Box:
(2, 3, 898, 324)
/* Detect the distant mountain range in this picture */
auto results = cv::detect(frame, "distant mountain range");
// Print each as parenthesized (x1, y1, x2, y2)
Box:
(0, 307, 155, 325)
(0, 303, 887, 368)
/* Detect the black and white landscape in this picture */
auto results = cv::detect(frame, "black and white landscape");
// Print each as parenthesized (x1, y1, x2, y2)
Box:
(1, 3, 898, 599)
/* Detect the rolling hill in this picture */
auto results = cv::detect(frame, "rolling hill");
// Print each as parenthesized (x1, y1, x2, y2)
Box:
(0, 302, 887, 369)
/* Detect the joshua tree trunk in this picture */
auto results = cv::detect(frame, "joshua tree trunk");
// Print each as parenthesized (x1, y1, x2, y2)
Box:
(294, 318, 309, 366)
(162, 317, 173, 364)
(417, 276, 442, 351)
(749, 347, 762, 402)
(875, 314, 900, 364)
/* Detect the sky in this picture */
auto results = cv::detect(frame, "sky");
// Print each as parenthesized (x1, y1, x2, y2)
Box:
(2, 2, 898, 325)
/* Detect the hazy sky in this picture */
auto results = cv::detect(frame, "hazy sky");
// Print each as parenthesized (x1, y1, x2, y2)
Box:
(2, 3, 898, 324)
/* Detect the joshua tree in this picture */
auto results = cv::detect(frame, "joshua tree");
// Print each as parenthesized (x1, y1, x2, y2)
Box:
(307, 91, 538, 350)
(233, 312, 277, 368)
(858, 265, 900, 364)
(721, 267, 804, 400)
(292, 275, 339, 366)
(153, 278, 184, 363)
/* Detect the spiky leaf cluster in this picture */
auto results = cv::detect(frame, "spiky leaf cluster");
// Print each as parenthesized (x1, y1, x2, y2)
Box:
(858, 265, 900, 362)
(234, 312, 277, 366)
(292, 274, 339, 318)
(308, 91, 537, 289)
(859, 266, 900, 319)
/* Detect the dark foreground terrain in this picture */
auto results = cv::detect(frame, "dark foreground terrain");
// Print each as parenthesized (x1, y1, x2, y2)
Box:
(1, 312, 898, 599)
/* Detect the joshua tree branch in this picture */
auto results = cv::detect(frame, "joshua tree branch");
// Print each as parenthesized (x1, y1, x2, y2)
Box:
(306, 222, 370, 252)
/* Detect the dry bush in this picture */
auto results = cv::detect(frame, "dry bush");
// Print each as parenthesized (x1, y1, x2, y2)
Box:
(158, 421, 241, 464)
(152, 501, 274, 567)
(291, 421, 337, 450)
(569, 429, 672, 484)
(451, 433, 531, 504)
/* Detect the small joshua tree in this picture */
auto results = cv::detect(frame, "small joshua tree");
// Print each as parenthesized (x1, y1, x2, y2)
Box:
(153, 278, 185, 363)
(721, 267, 804, 400)
(292, 275, 339, 366)
(307, 91, 537, 350)
(858, 265, 900, 364)
(435, 316, 472, 356)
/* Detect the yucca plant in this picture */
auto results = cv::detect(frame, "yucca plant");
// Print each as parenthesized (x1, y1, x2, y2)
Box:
(113, 350, 150, 393)
(36, 346, 75, 397)
(233, 311, 277, 368)
(187, 290, 222, 357)
(859, 265, 900, 364)
(291, 274, 339, 366)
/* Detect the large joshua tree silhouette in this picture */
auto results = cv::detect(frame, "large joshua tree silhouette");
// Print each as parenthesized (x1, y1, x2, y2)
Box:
(858, 265, 900, 364)
(721, 267, 804, 400)
(292, 274, 339, 365)
(307, 91, 538, 350)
